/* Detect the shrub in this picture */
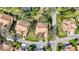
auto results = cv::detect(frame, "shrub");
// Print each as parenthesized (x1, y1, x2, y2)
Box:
(75, 28, 79, 34)
(58, 31, 67, 38)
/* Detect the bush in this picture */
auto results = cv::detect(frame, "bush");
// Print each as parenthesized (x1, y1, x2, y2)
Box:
(0, 35, 6, 42)
(56, 43, 64, 51)
(75, 28, 79, 34)
(0, 35, 5, 39)
(43, 45, 52, 51)
(69, 39, 78, 46)
(58, 31, 67, 38)
(11, 42, 21, 49)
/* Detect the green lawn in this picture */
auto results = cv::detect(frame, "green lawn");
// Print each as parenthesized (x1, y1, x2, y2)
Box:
(26, 30, 38, 42)
(58, 31, 67, 38)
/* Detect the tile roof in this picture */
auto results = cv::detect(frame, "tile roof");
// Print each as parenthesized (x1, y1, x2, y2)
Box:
(36, 23, 48, 28)
(0, 14, 13, 21)
(17, 20, 30, 28)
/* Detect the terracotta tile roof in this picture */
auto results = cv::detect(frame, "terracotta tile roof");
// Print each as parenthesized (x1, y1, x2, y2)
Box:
(17, 20, 30, 28)
(0, 43, 20, 51)
(36, 23, 48, 28)
(77, 45, 79, 51)
(0, 14, 13, 21)
(64, 45, 76, 51)
(62, 19, 77, 32)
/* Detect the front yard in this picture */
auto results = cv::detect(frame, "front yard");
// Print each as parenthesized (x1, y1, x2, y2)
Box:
(26, 30, 39, 42)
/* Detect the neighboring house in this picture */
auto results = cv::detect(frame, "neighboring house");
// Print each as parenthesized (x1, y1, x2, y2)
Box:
(0, 43, 3, 51)
(35, 23, 48, 41)
(0, 43, 13, 51)
(64, 44, 76, 51)
(3, 43, 12, 51)
(15, 20, 30, 37)
(0, 43, 20, 51)
(0, 14, 13, 30)
(62, 18, 77, 36)
(77, 45, 79, 51)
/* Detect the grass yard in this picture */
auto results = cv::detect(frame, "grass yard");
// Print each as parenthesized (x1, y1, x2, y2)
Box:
(26, 30, 39, 42)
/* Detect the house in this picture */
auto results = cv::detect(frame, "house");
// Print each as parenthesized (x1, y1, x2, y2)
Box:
(35, 23, 48, 41)
(0, 42, 20, 51)
(0, 43, 3, 51)
(15, 20, 30, 37)
(62, 18, 77, 36)
(3, 43, 12, 51)
(64, 44, 76, 51)
(0, 43, 13, 51)
(77, 45, 79, 51)
(0, 14, 13, 30)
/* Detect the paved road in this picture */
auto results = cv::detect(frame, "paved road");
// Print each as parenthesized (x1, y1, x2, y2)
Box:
(12, 32, 79, 51)
(51, 8, 57, 50)
(1, 29, 79, 51)
(50, 34, 79, 44)
(52, 8, 57, 40)
(49, 34, 79, 50)
(17, 38, 47, 46)
(0, 31, 47, 51)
